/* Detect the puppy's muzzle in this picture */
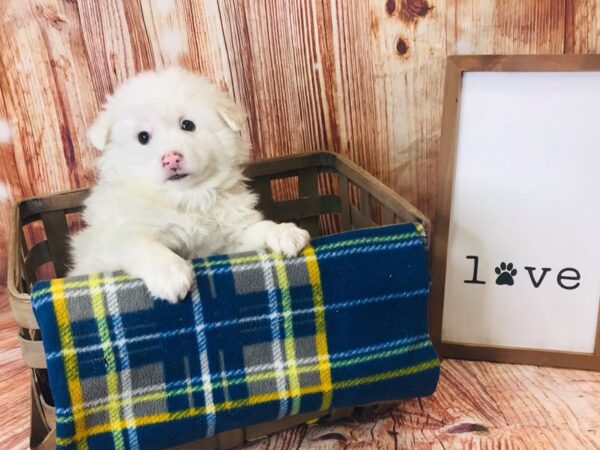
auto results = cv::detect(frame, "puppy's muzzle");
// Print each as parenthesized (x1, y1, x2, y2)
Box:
(162, 151, 188, 181)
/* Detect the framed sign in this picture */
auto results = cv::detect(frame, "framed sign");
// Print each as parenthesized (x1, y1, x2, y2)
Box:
(430, 55, 600, 370)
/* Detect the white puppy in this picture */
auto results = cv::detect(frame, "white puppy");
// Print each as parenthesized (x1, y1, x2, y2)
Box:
(70, 67, 310, 302)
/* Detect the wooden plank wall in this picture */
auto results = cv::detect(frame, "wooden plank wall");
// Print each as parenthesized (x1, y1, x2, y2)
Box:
(0, 0, 593, 283)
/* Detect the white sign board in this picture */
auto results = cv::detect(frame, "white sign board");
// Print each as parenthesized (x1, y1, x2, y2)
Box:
(441, 71, 600, 353)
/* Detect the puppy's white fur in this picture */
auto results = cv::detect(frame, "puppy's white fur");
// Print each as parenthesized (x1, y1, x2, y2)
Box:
(70, 68, 310, 302)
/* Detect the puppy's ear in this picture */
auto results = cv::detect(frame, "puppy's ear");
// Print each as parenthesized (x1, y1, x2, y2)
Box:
(87, 107, 113, 150)
(216, 94, 246, 132)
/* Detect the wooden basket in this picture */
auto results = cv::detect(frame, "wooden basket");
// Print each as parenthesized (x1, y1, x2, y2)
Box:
(7, 151, 429, 450)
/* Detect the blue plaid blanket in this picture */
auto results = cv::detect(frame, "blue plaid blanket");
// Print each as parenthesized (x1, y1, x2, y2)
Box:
(32, 223, 440, 450)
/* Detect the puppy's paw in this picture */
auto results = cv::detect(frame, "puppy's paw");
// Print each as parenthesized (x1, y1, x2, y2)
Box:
(142, 256, 195, 303)
(265, 223, 311, 257)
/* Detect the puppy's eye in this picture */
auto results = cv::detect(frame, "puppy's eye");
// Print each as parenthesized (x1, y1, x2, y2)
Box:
(138, 131, 150, 145)
(181, 119, 196, 132)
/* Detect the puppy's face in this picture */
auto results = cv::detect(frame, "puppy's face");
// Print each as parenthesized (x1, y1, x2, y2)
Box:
(89, 68, 247, 191)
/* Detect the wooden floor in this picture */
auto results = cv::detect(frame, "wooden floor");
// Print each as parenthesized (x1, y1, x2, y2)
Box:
(2, 287, 599, 450)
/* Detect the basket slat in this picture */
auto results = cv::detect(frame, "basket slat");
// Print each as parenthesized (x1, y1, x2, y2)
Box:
(245, 410, 330, 440)
(19, 189, 88, 224)
(40, 211, 70, 278)
(170, 435, 218, 450)
(24, 241, 52, 286)
(338, 175, 351, 230)
(30, 376, 52, 449)
(328, 406, 354, 421)
(40, 397, 55, 430)
(248, 177, 272, 219)
(350, 206, 378, 229)
(216, 429, 244, 449)
(266, 196, 340, 222)
(19, 335, 46, 369)
(297, 167, 320, 237)
(9, 296, 39, 329)
(382, 208, 395, 225)
(359, 188, 371, 220)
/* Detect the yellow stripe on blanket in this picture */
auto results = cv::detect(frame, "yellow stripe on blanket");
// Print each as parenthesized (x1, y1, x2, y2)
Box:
(303, 245, 333, 410)
(52, 278, 90, 450)
(272, 252, 302, 415)
(89, 274, 125, 450)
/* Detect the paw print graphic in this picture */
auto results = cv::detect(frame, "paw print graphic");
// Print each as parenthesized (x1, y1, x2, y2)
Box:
(495, 262, 517, 286)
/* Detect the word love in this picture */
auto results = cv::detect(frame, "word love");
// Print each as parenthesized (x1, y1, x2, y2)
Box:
(464, 255, 581, 290)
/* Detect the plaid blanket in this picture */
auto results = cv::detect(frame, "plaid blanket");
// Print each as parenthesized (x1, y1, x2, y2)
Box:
(32, 223, 439, 450)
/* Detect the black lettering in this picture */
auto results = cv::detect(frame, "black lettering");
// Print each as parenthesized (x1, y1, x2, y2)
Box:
(524, 266, 551, 288)
(464, 255, 486, 284)
(557, 268, 581, 290)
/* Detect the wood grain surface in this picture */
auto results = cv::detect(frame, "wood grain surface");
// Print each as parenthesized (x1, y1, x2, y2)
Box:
(0, 0, 598, 282)
(243, 360, 600, 449)
(1, 289, 599, 449)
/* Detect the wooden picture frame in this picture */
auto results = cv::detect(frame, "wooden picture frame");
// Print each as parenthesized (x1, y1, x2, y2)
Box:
(430, 55, 600, 371)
